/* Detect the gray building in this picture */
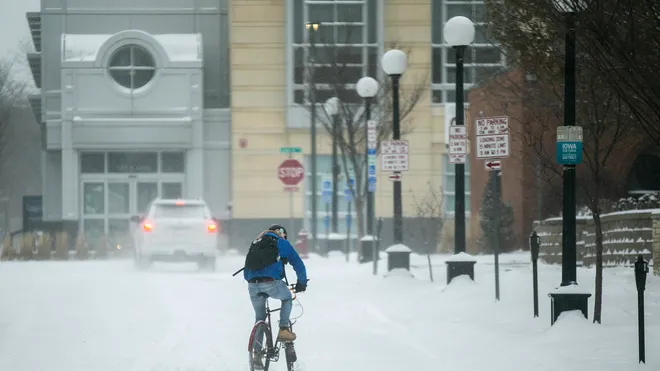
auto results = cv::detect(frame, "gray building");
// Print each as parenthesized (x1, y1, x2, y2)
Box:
(26, 0, 230, 241)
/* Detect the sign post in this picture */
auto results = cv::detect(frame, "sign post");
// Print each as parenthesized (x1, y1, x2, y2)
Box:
(366, 120, 378, 271)
(367, 120, 378, 192)
(345, 178, 354, 262)
(277, 156, 305, 234)
(556, 126, 583, 165)
(475, 116, 510, 301)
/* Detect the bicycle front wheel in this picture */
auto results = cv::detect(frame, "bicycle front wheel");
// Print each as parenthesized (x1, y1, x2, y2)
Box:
(248, 322, 273, 371)
(284, 342, 297, 371)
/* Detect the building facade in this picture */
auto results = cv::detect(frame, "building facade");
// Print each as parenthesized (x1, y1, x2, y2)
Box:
(26, 0, 509, 251)
(26, 0, 231, 242)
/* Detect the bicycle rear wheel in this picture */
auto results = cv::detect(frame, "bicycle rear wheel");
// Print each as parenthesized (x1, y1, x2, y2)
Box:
(248, 322, 273, 371)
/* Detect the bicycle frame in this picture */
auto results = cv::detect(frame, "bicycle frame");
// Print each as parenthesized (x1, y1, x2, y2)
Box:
(248, 284, 299, 370)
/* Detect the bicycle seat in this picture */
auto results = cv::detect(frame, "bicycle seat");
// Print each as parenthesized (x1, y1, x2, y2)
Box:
(257, 292, 269, 298)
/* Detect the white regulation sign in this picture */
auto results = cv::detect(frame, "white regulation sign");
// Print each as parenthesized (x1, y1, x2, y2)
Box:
(449, 154, 467, 164)
(476, 134, 510, 159)
(449, 125, 468, 155)
(475, 116, 509, 136)
(381, 140, 409, 172)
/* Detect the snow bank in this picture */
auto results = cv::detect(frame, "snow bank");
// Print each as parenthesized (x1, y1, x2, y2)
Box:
(550, 283, 592, 295)
(385, 244, 411, 253)
(360, 235, 378, 241)
(548, 310, 592, 332)
(327, 233, 346, 240)
(445, 252, 477, 262)
(384, 268, 415, 279)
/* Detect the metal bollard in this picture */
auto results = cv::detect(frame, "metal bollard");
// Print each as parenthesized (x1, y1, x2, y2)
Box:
(634, 255, 649, 364)
(530, 231, 541, 318)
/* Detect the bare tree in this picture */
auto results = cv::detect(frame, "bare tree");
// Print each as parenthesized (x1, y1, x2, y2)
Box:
(490, 65, 635, 323)
(410, 182, 445, 282)
(302, 24, 428, 238)
(0, 57, 27, 164)
(485, 0, 660, 147)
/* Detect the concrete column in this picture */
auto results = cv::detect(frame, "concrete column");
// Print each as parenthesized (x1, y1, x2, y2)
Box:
(60, 120, 77, 220)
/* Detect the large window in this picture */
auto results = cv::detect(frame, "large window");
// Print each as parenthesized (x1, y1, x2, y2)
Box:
(431, 0, 506, 103)
(304, 155, 362, 237)
(292, 0, 380, 104)
(443, 154, 471, 216)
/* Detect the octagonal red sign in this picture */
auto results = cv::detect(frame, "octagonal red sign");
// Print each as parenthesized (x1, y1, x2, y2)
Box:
(278, 159, 305, 186)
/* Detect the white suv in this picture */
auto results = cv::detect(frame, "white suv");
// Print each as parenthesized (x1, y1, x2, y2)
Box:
(131, 198, 219, 271)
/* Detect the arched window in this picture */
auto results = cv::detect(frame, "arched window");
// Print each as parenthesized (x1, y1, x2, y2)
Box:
(108, 44, 156, 90)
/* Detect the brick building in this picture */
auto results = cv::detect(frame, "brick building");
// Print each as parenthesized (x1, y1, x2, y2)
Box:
(467, 69, 660, 252)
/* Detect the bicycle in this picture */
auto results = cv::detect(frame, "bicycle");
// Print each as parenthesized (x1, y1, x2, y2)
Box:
(247, 284, 303, 371)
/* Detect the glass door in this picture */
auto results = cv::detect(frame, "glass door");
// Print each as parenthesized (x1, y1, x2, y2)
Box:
(107, 181, 132, 243)
(135, 180, 159, 215)
(81, 181, 106, 242)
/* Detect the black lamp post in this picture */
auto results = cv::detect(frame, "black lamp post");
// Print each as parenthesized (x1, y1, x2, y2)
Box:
(356, 76, 379, 265)
(305, 21, 320, 251)
(324, 97, 343, 253)
(443, 16, 477, 284)
(325, 97, 341, 234)
(548, 0, 591, 326)
(380, 49, 408, 245)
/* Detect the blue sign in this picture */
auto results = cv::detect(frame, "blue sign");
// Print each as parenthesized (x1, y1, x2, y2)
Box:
(556, 141, 583, 165)
(324, 214, 330, 229)
(368, 165, 376, 175)
(367, 148, 377, 156)
(344, 178, 354, 202)
(322, 179, 332, 202)
(368, 175, 376, 192)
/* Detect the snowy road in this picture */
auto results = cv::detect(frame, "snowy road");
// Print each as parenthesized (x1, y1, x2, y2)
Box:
(1, 252, 659, 371)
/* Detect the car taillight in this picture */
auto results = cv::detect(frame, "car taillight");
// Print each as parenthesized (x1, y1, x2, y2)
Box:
(142, 222, 153, 232)
(207, 222, 218, 233)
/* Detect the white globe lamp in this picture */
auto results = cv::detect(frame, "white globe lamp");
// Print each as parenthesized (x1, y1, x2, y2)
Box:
(356, 77, 379, 98)
(381, 49, 408, 76)
(443, 16, 476, 47)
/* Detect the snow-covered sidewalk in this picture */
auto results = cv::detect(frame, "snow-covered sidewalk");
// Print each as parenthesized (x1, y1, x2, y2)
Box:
(0, 251, 657, 371)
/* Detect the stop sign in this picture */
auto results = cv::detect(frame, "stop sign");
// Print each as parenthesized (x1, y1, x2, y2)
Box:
(278, 159, 305, 186)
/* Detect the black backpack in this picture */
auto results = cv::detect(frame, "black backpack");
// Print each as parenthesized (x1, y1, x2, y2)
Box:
(244, 234, 280, 271)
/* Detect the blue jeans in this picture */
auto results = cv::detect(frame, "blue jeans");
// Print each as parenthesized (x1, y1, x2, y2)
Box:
(248, 279, 293, 328)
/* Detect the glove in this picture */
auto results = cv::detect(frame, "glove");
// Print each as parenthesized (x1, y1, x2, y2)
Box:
(294, 282, 307, 292)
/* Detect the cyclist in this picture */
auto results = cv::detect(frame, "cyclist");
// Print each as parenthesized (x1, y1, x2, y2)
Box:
(244, 224, 308, 343)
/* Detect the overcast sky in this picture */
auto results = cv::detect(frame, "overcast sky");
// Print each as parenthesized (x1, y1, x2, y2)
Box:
(0, 0, 41, 86)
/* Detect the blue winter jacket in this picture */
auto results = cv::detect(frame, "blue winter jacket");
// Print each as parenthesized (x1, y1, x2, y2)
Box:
(244, 231, 308, 283)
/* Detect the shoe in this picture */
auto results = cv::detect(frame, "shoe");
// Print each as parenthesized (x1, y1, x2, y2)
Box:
(252, 356, 264, 370)
(277, 327, 297, 342)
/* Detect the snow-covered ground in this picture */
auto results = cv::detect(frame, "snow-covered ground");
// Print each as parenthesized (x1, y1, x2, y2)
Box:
(0, 250, 658, 371)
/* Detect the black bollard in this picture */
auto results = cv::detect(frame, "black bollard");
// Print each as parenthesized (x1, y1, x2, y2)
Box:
(634, 255, 649, 364)
(530, 231, 541, 318)
(373, 218, 384, 275)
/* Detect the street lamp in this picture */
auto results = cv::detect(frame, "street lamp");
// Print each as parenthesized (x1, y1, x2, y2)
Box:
(356, 76, 379, 267)
(443, 16, 478, 283)
(305, 21, 320, 252)
(548, 0, 591, 325)
(381, 49, 407, 245)
(325, 97, 340, 235)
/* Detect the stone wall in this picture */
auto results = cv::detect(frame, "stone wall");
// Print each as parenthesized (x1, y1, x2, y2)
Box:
(534, 209, 658, 275)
